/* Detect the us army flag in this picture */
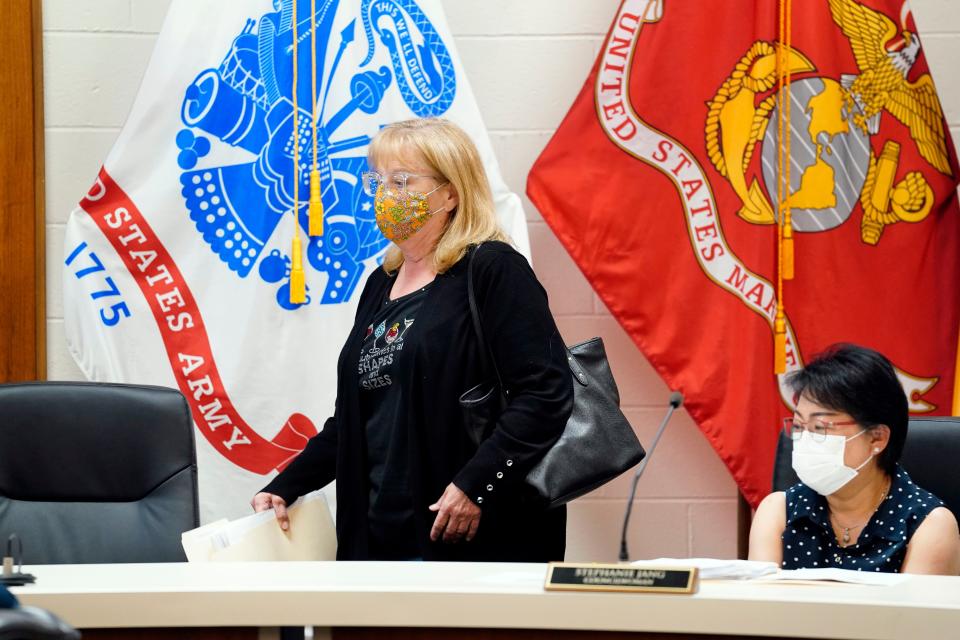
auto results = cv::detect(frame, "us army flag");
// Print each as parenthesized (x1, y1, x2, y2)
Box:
(63, 0, 528, 521)
(528, 0, 960, 506)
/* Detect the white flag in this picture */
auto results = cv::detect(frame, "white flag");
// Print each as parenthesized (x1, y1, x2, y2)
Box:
(63, 0, 528, 522)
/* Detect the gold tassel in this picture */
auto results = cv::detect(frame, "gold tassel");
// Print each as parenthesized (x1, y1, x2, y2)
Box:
(773, 0, 792, 375)
(774, 313, 787, 374)
(288, 0, 306, 306)
(781, 0, 794, 282)
(782, 225, 794, 280)
(308, 170, 324, 236)
(308, 0, 323, 237)
(289, 234, 306, 304)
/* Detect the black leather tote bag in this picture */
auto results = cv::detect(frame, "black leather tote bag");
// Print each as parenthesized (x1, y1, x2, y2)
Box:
(458, 245, 645, 508)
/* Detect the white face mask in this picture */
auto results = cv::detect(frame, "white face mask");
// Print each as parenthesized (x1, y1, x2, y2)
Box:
(791, 429, 874, 496)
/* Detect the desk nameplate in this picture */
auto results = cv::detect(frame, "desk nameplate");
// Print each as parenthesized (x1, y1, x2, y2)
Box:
(545, 562, 699, 594)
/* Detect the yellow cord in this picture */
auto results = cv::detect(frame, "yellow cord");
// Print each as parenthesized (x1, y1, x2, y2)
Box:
(953, 326, 960, 414)
(289, 0, 306, 304)
(308, 0, 324, 237)
(774, 0, 789, 373)
(782, 0, 795, 280)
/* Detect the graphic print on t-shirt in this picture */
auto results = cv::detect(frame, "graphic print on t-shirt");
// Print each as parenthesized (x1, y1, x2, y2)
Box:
(357, 285, 428, 559)
(358, 292, 422, 391)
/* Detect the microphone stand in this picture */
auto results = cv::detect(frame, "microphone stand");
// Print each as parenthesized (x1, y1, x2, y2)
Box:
(619, 391, 683, 562)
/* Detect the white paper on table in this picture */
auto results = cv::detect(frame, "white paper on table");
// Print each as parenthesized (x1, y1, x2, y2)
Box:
(181, 489, 336, 562)
(631, 558, 779, 580)
(181, 518, 231, 561)
(758, 567, 909, 586)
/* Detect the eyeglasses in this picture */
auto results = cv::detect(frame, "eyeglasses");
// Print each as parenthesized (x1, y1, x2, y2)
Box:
(783, 417, 859, 442)
(361, 171, 441, 197)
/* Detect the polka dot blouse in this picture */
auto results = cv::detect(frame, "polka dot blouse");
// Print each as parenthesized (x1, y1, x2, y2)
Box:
(781, 465, 944, 573)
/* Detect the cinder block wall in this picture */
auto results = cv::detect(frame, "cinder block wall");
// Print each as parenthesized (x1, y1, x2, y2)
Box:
(41, 0, 960, 561)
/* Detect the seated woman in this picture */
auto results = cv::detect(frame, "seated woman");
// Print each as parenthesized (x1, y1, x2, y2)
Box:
(749, 344, 960, 574)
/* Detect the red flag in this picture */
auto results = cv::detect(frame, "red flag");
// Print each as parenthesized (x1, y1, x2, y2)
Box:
(527, 0, 960, 507)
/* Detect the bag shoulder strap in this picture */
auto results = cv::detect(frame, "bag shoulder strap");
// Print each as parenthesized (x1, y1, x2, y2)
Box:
(467, 244, 506, 394)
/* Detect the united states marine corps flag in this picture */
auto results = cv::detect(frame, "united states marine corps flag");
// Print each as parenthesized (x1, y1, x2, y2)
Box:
(63, 0, 528, 521)
(528, 0, 960, 506)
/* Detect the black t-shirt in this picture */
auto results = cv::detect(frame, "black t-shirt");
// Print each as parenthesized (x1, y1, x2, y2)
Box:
(358, 283, 430, 559)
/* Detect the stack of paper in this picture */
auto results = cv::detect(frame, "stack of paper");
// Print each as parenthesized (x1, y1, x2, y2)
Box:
(181, 490, 337, 562)
(761, 567, 908, 585)
(632, 558, 779, 580)
(629, 559, 908, 585)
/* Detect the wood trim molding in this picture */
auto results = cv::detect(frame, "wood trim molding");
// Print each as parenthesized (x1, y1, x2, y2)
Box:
(0, 0, 45, 382)
(33, 0, 46, 379)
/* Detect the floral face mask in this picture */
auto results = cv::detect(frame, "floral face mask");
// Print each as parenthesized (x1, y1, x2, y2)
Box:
(374, 183, 447, 242)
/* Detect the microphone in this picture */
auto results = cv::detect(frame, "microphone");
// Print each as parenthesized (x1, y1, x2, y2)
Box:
(618, 391, 683, 562)
(0, 534, 35, 587)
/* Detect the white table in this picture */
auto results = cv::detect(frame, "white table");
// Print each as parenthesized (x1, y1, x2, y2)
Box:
(11, 562, 960, 639)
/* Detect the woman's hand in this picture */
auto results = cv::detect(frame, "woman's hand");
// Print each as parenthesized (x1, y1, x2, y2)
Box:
(251, 492, 290, 531)
(429, 483, 481, 543)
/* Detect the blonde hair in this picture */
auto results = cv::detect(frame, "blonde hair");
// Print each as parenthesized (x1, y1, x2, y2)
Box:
(368, 118, 510, 274)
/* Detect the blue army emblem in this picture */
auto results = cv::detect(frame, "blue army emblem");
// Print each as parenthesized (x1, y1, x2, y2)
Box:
(177, 0, 456, 309)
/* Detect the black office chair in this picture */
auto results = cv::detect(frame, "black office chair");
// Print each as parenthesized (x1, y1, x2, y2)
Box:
(0, 382, 199, 564)
(0, 607, 80, 640)
(773, 417, 960, 516)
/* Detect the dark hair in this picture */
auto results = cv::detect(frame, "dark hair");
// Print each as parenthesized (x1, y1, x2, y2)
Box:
(786, 343, 907, 475)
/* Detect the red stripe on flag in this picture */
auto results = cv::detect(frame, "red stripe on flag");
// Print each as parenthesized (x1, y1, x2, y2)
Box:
(81, 168, 317, 475)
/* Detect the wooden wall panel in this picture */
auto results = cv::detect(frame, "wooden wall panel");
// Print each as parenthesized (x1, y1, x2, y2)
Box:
(0, 0, 44, 382)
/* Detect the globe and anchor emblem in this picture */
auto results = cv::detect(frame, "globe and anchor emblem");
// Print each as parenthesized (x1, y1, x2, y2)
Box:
(759, 76, 870, 233)
(706, 0, 950, 246)
(175, 0, 457, 310)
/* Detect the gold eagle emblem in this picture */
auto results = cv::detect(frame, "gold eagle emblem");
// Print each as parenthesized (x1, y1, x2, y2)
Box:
(828, 0, 951, 175)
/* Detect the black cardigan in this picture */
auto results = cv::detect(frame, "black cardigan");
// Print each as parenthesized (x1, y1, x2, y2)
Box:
(262, 242, 573, 561)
